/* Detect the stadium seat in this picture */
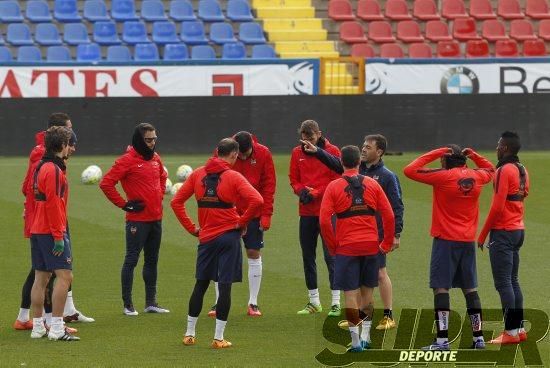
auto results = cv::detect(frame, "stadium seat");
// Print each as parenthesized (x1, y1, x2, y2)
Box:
(380, 43, 404, 57)
(94, 21, 121, 45)
(469, 0, 497, 19)
(413, 0, 440, 20)
(134, 43, 159, 61)
(163, 43, 189, 59)
(191, 44, 216, 59)
(350, 43, 375, 57)
(339, 21, 367, 43)
(46, 45, 71, 61)
(408, 42, 432, 57)
(436, 40, 461, 57)
(397, 20, 424, 42)
(54, 0, 82, 22)
(35, 23, 62, 46)
(368, 21, 396, 43)
(198, 0, 225, 22)
(357, 0, 384, 20)
(210, 22, 237, 44)
(539, 19, 550, 39)
(106, 45, 131, 61)
(497, 0, 525, 19)
(84, 0, 110, 22)
(7, 24, 33, 46)
(0, 1, 23, 22)
(510, 19, 537, 40)
(251, 44, 277, 58)
(453, 17, 481, 40)
(466, 39, 490, 57)
(26, 1, 53, 23)
(442, 0, 468, 19)
(0, 46, 13, 62)
(526, 0, 550, 18)
(482, 19, 508, 41)
(112, 0, 139, 21)
(76, 43, 101, 61)
(328, 0, 355, 21)
(64, 23, 90, 45)
(141, 0, 167, 21)
(152, 21, 179, 44)
(523, 38, 547, 55)
(239, 23, 266, 44)
(123, 21, 149, 44)
(495, 39, 519, 56)
(222, 41, 247, 59)
(426, 21, 452, 41)
(169, 0, 196, 21)
(227, 0, 253, 22)
(17, 46, 42, 62)
(180, 21, 208, 44)
(385, 0, 412, 20)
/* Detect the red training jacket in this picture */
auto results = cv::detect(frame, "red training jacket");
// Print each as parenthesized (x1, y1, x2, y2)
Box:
(404, 148, 494, 242)
(171, 157, 263, 244)
(22, 131, 46, 238)
(320, 169, 395, 256)
(100, 147, 167, 222)
(289, 138, 341, 216)
(478, 162, 529, 244)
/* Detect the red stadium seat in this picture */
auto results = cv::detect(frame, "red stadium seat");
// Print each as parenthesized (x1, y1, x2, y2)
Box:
(409, 42, 433, 57)
(368, 21, 396, 42)
(380, 43, 404, 57)
(397, 20, 424, 42)
(526, 0, 550, 19)
(413, 0, 441, 20)
(385, 0, 412, 20)
(340, 21, 368, 43)
(437, 40, 462, 57)
(426, 20, 453, 41)
(328, 0, 355, 21)
(453, 17, 481, 40)
(510, 19, 538, 40)
(470, 0, 497, 19)
(482, 19, 509, 41)
(495, 39, 519, 56)
(497, 0, 525, 19)
(351, 43, 376, 57)
(466, 39, 490, 56)
(538, 19, 550, 39)
(523, 38, 547, 55)
(442, 0, 468, 19)
(357, 0, 384, 20)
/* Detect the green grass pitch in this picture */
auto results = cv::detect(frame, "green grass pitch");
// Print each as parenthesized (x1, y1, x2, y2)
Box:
(0, 153, 548, 367)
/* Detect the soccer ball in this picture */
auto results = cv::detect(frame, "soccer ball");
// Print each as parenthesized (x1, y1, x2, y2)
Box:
(170, 182, 183, 195)
(165, 178, 173, 194)
(81, 165, 102, 185)
(176, 165, 193, 182)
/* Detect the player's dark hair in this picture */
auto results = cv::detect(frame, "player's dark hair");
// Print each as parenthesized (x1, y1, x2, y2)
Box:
(217, 138, 239, 157)
(298, 120, 320, 138)
(45, 126, 71, 154)
(444, 144, 467, 169)
(364, 134, 387, 156)
(501, 131, 521, 155)
(234, 131, 253, 153)
(136, 122, 156, 135)
(341, 145, 361, 169)
(47, 112, 70, 128)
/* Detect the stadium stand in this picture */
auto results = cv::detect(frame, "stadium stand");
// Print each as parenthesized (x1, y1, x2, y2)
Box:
(94, 21, 122, 45)
(227, 0, 254, 21)
(0, 1, 24, 23)
(163, 42, 189, 59)
(26, 0, 53, 22)
(54, 0, 82, 22)
(17, 45, 41, 61)
(358, 0, 385, 20)
(107, 44, 132, 60)
(0, 46, 13, 61)
(46, 45, 71, 61)
(466, 38, 490, 56)
(63, 23, 90, 45)
(84, 0, 110, 22)
(191, 44, 216, 58)
(134, 42, 159, 60)
(408, 42, 432, 56)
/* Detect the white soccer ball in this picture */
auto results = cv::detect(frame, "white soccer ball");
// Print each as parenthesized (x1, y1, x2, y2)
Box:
(176, 165, 193, 182)
(170, 182, 183, 195)
(81, 165, 102, 185)
(165, 178, 173, 194)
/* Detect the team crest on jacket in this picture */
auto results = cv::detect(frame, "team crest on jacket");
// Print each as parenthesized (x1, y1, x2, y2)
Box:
(457, 178, 475, 195)
(66, 257, 72, 264)
(130, 226, 137, 235)
(372, 175, 379, 181)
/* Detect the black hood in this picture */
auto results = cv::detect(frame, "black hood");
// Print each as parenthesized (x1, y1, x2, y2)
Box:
(301, 136, 326, 155)
(497, 155, 520, 168)
(41, 153, 67, 172)
(132, 126, 155, 161)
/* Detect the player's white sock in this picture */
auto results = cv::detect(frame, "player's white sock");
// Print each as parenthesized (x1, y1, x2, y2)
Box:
(519, 327, 526, 333)
(45, 313, 52, 327)
(361, 321, 372, 342)
(214, 319, 227, 340)
(63, 290, 77, 316)
(331, 290, 340, 306)
(50, 317, 64, 334)
(214, 282, 219, 304)
(248, 257, 262, 305)
(308, 289, 320, 306)
(17, 308, 30, 322)
(185, 316, 198, 337)
(506, 328, 519, 336)
(349, 326, 360, 347)
(32, 317, 44, 329)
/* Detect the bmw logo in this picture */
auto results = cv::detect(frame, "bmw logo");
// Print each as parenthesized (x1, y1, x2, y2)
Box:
(440, 67, 480, 94)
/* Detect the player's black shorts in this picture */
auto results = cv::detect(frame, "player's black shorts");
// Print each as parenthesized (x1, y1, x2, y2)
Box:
(334, 254, 379, 291)
(31, 233, 72, 271)
(377, 251, 386, 269)
(196, 230, 242, 284)
(242, 218, 264, 250)
(430, 238, 477, 289)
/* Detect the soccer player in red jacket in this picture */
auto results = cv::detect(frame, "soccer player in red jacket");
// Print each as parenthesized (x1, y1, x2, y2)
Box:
(478, 132, 530, 345)
(320, 145, 395, 352)
(100, 123, 168, 316)
(404, 145, 494, 350)
(171, 138, 263, 349)
(29, 126, 79, 341)
(289, 120, 342, 316)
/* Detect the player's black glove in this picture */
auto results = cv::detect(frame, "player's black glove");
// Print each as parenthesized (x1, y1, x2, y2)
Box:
(299, 189, 314, 205)
(123, 200, 145, 212)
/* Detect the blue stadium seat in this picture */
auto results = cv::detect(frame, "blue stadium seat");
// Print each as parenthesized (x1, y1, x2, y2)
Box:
(222, 41, 246, 58)
(210, 22, 237, 44)
(198, 0, 225, 22)
(7, 24, 33, 46)
(134, 43, 159, 61)
(76, 43, 101, 62)
(252, 44, 277, 58)
(112, 0, 138, 21)
(0, 46, 13, 62)
(64, 23, 90, 45)
(107, 45, 132, 61)
(191, 44, 216, 59)
(227, 0, 253, 22)
(0, 1, 24, 22)
(141, 0, 167, 21)
(152, 21, 179, 44)
(122, 21, 149, 44)
(84, 0, 110, 22)
(26, 1, 53, 23)
(239, 23, 266, 44)
(54, 0, 82, 22)
(170, 0, 196, 21)
(180, 21, 208, 44)
(35, 23, 62, 46)
(17, 46, 42, 62)
(94, 21, 121, 45)
(163, 43, 189, 60)
(47, 45, 71, 61)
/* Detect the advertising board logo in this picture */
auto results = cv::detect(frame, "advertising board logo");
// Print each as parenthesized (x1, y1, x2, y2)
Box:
(440, 67, 480, 94)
